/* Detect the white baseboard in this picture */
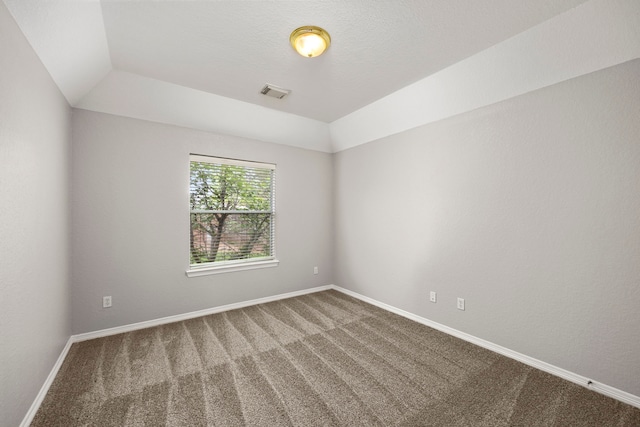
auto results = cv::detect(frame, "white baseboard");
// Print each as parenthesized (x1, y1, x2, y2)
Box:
(20, 337, 74, 427)
(332, 285, 640, 410)
(72, 284, 333, 343)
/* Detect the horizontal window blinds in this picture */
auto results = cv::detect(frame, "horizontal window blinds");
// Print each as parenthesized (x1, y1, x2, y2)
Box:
(189, 155, 275, 267)
(189, 154, 275, 170)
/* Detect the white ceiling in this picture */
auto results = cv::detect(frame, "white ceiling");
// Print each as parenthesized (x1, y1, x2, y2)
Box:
(4, 0, 640, 152)
(100, 0, 589, 123)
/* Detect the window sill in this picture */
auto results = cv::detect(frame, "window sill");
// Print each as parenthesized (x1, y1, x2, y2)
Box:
(186, 259, 279, 277)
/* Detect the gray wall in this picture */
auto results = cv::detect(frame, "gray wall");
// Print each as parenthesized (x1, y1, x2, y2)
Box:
(71, 110, 333, 334)
(0, 3, 72, 426)
(334, 59, 640, 396)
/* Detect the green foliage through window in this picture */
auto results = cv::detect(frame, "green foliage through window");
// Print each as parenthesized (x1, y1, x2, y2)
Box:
(189, 155, 275, 266)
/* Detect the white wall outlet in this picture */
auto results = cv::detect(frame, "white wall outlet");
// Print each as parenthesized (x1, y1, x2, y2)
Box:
(430, 291, 437, 303)
(313, 266, 318, 275)
(457, 297, 465, 311)
(103, 296, 112, 308)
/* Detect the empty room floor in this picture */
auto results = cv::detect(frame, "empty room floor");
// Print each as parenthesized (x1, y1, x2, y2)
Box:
(32, 290, 640, 426)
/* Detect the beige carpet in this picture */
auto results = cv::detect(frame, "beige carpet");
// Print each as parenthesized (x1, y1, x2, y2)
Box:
(32, 290, 640, 426)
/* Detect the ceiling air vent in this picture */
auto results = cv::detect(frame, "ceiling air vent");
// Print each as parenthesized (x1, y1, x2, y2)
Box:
(260, 84, 290, 99)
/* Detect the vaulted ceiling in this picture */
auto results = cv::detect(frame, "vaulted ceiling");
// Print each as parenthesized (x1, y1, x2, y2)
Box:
(4, 0, 640, 152)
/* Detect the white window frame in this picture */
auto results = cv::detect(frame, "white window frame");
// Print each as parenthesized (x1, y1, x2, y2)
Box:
(186, 154, 278, 277)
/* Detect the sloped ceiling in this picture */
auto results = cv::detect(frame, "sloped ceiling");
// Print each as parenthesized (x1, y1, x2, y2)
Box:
(4, 0, 640, 152)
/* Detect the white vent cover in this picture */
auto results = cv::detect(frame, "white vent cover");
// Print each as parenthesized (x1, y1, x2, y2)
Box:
(260, 84, 290, 99)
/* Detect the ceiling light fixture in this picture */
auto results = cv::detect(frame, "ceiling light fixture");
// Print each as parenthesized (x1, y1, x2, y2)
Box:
(290, 26, 331, 58)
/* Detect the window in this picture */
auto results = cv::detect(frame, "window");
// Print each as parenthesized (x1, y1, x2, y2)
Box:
(187, 155, 277, 276)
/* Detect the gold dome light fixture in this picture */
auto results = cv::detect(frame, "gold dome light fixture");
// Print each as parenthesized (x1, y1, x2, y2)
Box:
(290, 26, 331, 58)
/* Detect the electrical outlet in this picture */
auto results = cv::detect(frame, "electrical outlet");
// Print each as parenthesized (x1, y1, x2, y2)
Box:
(103, 296, 112, 308)
(429, 291, 437, 303)
(313, 266, 318, 275)
(457, 297, 465, 311)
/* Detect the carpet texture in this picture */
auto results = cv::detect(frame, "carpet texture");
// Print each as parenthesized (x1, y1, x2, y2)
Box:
(32, 290, 640, 426)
